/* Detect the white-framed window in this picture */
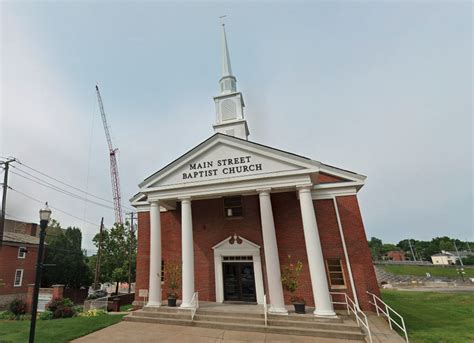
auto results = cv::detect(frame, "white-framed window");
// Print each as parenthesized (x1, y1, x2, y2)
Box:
(18, 247, 27, 259)
(14, 269, 24, 287)
(326, 258, 347, 289)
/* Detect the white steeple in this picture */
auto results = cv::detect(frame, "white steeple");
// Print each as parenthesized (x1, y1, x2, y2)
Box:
(213, 24, 249, 140)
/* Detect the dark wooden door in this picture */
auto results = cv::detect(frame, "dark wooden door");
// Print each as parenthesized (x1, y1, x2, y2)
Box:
(223, 262, 256, 302)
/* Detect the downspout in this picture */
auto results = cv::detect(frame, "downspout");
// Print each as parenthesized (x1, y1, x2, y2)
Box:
(333, 196, 360, 310)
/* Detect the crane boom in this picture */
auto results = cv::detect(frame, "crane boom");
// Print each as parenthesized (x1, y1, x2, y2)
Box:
(95, 85, 123, 224)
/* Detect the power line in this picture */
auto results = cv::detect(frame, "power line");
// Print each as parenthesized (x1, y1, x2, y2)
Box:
(9, 187, 102, 227)
(15, 160, 133, 211)
(10, 169, 118, 212)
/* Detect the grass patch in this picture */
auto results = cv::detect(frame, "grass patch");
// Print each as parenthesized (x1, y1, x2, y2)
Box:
(0, 314, 125, 343)
(119, 304, 133, 312)
(382, 264, 474, 278)
(381, 290, 474, 343)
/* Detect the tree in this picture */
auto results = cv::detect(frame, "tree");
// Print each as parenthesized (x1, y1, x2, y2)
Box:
(42, 223, 92, 288)
(91, 222, 136, 294)
(368, 237, 383, 260)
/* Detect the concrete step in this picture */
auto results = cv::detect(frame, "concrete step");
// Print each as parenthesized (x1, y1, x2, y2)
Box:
(139, 307, 345, 324)
(124, 315, 365, 341)
(267, 318, 361, 332)
(195, 308, 344, 323)
(132, 310, 192, 320)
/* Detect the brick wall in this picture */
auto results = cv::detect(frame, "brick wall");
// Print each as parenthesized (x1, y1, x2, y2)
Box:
(0, 244, 39, 297)
(336, 195, 380, 310)
(135, 191, 379, 311)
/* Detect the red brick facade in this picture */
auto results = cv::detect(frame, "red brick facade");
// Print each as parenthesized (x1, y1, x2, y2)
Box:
(0, 243, 39, 308)
(135, 192, 379, 311)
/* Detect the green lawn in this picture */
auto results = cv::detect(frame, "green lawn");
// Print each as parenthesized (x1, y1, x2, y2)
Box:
(0, 314, 125, 343)
(381, 290, 474, 343)
(382, 264, 474, 278)
(119, 304, 133, 312)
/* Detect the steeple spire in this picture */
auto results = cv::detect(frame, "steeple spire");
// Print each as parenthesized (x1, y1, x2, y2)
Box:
(213, 22, 250, 140)
(219, 24, 237, 95)
(221, 24, 233, 77)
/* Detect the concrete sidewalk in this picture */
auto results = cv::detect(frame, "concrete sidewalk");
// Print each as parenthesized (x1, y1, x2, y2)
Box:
(72, 321, 355, 343)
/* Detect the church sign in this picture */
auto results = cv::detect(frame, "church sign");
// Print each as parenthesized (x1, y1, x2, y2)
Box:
(182, 155, 262, 180)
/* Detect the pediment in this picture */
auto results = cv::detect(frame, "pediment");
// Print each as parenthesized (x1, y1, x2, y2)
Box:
(212, 235, 260, 251)
(140, 134, 319, 190)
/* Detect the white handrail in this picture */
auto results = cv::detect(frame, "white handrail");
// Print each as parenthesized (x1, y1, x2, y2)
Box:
(367, 291, 408, 343)
(330, 292, 372, 343)
(263, 294, 268, 327)
(190, 292, 199, 320)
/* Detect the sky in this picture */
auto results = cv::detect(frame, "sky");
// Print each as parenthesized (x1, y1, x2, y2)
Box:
(1, 1, 472, 252)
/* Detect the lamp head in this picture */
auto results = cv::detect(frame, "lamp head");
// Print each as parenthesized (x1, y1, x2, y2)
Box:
(39, 202, 52, 222)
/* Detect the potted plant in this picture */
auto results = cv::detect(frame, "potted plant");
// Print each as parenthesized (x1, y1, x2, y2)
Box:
(281, 255, 305, 314)
(164, 261, 181, 307)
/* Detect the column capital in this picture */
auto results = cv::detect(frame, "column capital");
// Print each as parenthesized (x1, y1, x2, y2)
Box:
(256, 187, 272, 194)
(148, 200, 160, 206)
(296, 183, 313, 193)
(179, 196, 192, 203)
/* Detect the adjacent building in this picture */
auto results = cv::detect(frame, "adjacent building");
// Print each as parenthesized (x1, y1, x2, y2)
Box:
(431, 251, 463, 265)
(384, 250, 406, 262)
(131, 25, 379, 315)
(0, 219, 40, 309)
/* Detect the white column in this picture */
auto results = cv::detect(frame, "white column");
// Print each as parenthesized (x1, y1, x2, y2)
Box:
(147, 201, 162, 307)
(298, 186, 336, 317)
(180, 197, 195, 308)
(258, 189, 288, 315)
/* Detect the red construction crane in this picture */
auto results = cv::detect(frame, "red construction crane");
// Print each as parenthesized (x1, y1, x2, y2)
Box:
(95, 85, 123, 224)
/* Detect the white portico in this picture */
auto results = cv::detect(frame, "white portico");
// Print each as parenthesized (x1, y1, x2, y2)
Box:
(131, 133, 365, 317)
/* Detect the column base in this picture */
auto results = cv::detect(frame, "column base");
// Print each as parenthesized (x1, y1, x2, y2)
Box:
(146, 301, 162, 308)
(180, 302, 193, 309)
(268, 306, 288, 315)
(313, 309, 337, 318)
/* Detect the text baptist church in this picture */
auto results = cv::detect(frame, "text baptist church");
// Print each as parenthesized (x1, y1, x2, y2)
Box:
(183, 156, 262, 180)
(130, 24, 379, 319)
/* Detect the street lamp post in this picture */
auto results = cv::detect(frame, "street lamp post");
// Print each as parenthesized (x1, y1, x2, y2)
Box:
(29, 203, 51, 343)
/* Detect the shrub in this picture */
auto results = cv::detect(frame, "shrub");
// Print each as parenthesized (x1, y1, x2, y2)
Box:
(281, 255, 304, 304)
(0, 311, 16, 320)
(39, 310, 54, 320)
(9, 298, 26, 316)
(164, 261, 182, 299)
(47, 297, 76, 319)
(72, 305, 83, 315)
(78, 309, 107, 317)
(17, 314, 31, 321)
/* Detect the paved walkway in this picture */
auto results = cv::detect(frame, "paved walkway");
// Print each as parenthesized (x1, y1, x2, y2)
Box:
(72, 321, 354, 343)
(366, 315, 405, 343)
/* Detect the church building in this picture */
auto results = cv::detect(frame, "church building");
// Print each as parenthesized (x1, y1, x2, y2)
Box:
(131, 25, 379, 317)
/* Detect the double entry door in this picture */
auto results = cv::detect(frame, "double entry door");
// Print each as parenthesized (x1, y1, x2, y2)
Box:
(223, 262, 257, 303)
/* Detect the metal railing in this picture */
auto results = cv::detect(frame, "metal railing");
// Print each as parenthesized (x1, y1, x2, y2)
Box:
(330, 292, 372, 343)
(263, 294, 268, 327)
(367, 291, 409, 343)
(190, 292, 199, 320)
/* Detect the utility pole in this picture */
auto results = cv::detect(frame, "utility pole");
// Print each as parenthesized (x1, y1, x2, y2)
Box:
(0, 158, 15, 245)
(453, 241, 464, 267)
(408, 239, 417, 262)
(128, 212, 136, 294)
(93, 218, 104, 290)
(466, 240, 472, 253)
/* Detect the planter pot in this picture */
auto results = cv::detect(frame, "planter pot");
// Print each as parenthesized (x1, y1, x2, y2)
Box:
(168, 297, 177, 307)
(293, 303, 305, 314)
